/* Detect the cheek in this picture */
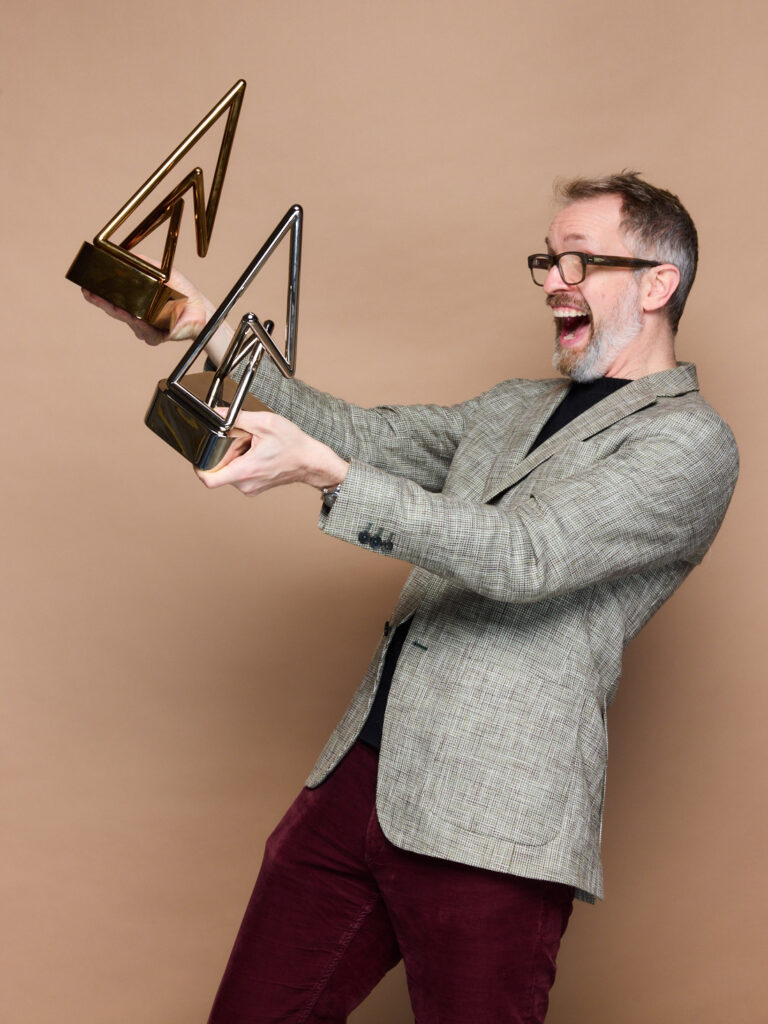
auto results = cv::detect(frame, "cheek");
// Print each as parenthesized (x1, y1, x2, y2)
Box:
(583, 282, 611, 311)
(586, 282, 625, 324)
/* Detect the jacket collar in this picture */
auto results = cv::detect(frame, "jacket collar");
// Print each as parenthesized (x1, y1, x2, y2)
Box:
(481, 362, 699, 503)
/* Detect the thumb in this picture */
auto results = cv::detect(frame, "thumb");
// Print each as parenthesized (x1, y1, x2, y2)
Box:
(167, 299, 207, 340)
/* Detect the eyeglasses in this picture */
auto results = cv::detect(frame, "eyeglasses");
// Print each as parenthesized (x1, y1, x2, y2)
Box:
(527, 251, 662, 287)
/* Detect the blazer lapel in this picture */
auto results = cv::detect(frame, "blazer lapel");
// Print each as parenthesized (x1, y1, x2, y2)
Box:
(481, 363, 699, 503)
(479, 380, 568, 500)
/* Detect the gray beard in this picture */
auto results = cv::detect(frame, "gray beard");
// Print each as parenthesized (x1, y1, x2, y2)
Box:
(553, 283, 644, 382)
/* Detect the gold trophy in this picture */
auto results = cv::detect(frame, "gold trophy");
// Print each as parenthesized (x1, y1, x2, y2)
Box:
(145, 205, 303, 470)
(66, 80, 246, 329)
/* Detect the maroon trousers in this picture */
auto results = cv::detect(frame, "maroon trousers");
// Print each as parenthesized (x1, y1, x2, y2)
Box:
(207, 742, 573, 1024)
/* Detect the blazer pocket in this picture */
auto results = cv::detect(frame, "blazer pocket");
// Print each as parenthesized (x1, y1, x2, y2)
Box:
(578, 698, 609, 809)
(437, 676, 584, 847)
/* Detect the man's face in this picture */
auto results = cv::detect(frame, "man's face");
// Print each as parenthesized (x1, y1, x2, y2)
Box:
(543, 195, 645, 381)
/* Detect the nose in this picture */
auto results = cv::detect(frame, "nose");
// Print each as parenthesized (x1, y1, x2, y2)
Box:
(542, 261, 572, 295)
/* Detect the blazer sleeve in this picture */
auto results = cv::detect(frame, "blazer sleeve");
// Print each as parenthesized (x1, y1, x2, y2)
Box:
(243, 357, 490, 492)
(318, 407, 740, 603)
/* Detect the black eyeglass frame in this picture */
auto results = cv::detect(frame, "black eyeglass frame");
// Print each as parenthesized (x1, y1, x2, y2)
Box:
(527, 251, 663, 287)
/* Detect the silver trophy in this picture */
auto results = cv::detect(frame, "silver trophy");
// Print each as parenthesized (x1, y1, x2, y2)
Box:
(145, 205, 302, 469)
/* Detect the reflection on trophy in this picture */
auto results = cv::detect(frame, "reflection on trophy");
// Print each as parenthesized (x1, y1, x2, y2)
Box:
(65, 80, 246, 329)
(145, 205, 303, 470)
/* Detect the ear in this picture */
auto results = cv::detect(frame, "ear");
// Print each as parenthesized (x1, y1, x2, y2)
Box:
(641, 264, 680, 314)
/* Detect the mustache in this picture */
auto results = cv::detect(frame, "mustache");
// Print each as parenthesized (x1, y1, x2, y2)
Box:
(546, 293, 591, 316)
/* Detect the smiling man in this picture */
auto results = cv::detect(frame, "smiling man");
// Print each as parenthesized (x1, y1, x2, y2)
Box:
(87, 171, 738, 1024)
(534, 179, 690, 383)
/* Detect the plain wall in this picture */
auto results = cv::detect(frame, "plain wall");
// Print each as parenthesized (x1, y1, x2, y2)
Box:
(2, 2, 765, 1021)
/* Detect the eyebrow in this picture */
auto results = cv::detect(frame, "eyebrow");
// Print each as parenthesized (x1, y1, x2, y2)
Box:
(544, 233, 590, 249)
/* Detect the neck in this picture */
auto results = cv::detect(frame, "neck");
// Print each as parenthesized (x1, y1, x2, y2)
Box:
(605, 318, 677, 380)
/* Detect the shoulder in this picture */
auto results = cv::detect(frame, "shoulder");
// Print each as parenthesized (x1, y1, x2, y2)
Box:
(616, 391, 740, 515)
(474, 376, 566, 412)
(642, 390, 738, 466)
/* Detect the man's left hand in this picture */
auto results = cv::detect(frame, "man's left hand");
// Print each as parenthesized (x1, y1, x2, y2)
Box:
(195, 411, 349, 497)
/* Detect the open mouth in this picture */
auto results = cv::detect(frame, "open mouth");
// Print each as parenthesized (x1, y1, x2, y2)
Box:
(552, 306, 592, 346)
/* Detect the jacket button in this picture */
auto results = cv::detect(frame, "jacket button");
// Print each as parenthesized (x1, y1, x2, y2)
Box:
(383, 540, 394, 552)
(370, 535, 383, 549)
(358, 531, 370, 544)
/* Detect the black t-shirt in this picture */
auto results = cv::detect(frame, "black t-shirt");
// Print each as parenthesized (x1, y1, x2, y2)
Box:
(358, 375, 632, 750)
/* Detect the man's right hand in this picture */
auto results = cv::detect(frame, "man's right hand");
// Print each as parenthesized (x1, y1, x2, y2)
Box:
(81, 263, 233, 364)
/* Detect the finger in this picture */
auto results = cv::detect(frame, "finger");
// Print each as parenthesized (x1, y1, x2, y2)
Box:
(167, 302, 209, 341)
(133, 251, 161, 268)
(230, 410, 283, 435)
(81, 288, 166, 343)
(124, 254, 203, 338)
(194, 466, 229, 488)
(82, 289, 131, 320)
(124, 251, 203, 310)
(132, 253, 199, 299)
(195, 450, 255, 489)
(194, 426, 257, 483)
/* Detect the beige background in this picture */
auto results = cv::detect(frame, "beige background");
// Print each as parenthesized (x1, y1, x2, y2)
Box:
(2, 2, 765, 1021)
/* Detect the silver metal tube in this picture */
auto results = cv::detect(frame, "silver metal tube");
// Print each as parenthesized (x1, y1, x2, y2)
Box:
(146, 205, 304, 469)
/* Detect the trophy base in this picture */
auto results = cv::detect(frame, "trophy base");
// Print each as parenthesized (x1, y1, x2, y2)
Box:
(66, 241, 185, 328)
(145, 371, 269, 470)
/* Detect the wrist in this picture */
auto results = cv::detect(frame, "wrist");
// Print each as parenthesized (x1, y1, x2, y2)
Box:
(307, 448, 349, 492)
(202, 297, 219, 324)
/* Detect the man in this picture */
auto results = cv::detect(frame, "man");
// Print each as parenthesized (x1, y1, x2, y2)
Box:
(86, 172, 738, 1023)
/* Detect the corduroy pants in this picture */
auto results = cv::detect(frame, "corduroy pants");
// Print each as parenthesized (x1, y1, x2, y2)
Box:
(207, 741, 573, 1024)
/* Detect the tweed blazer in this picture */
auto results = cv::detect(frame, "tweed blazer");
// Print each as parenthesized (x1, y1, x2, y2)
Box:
(246, 360, 738, 901)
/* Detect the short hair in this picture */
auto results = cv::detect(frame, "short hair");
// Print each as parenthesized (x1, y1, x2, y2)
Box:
(555, 171, 698, 334)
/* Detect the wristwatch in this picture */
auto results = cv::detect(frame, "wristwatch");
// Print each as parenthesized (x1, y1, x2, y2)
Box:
(321, 482, 343, 510)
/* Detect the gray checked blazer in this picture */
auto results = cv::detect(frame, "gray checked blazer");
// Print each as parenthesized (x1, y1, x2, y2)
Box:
(246, 360, 738, 901)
